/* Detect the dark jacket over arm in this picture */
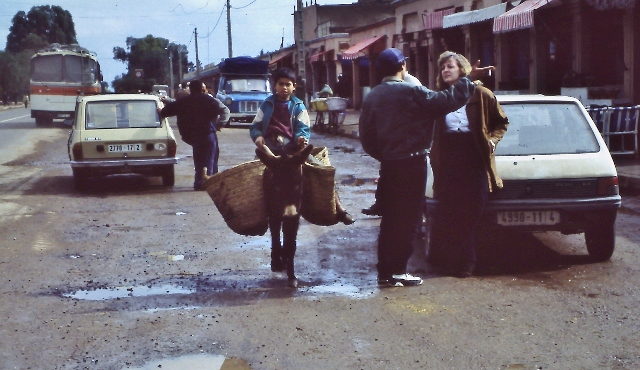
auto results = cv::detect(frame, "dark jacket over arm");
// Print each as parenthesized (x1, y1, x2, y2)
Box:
(161, 93, 230, 144)
(359, 76, 476, 162)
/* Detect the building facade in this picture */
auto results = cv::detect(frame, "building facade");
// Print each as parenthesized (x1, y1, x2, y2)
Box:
(284, 0, 638, 110)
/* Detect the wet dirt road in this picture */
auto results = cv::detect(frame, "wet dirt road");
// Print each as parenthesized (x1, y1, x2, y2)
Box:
(1, 112, 640, 369)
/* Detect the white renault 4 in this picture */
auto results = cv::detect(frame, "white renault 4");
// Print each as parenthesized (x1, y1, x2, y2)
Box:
(425, 95, 621, 262)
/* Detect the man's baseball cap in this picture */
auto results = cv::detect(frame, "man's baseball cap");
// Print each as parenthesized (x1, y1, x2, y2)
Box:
(376, 48, 406, 70)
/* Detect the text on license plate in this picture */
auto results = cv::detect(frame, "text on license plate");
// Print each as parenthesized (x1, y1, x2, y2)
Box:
(108, 144, 142, 152)
(497, 211, 560, 226)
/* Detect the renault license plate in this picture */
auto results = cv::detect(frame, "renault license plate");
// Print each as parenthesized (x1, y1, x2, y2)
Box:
(108, 144, 142, 152)
(497, 211, 560, 226)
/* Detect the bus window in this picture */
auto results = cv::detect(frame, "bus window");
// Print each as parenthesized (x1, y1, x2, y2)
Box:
(65, 56, 97, 83)
(31, 55, 64, 82)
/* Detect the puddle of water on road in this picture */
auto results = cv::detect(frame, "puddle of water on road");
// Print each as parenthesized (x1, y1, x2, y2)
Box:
(300, 282, 371, 299)
(64, 284, 196, 301)
(238, 237, 270, 250)
(143, 305, 201, 313)
(123, 354, 251, 370)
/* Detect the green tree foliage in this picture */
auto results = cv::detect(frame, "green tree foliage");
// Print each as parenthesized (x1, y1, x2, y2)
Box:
(6, 5, 77, 53)
(112, 35, 189, 93)
(1, 5, 77, 99)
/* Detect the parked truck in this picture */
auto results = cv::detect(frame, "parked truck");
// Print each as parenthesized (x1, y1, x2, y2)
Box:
(215, 56, 271, 127)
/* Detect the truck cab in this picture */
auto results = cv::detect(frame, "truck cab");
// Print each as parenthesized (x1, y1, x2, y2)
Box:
(215, 57, 271, 126)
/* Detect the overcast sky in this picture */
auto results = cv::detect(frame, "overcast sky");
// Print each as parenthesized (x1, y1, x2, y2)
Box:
(1, 0, 353, 87)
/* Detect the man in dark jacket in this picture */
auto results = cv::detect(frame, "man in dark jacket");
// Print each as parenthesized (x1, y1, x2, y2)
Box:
(359, 48, 493, 287)
(160, 79, 230, 190)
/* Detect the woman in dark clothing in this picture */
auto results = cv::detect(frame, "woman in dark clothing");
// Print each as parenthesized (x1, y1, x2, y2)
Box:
(428, 52, 509, 277)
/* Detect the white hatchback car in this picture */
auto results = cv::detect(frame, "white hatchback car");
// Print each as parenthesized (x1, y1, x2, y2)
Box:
(425, 95, 621, 262)
(67, 94, 178, 190)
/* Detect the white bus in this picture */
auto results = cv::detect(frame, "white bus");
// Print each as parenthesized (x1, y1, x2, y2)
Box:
(30, 43, 102, 125)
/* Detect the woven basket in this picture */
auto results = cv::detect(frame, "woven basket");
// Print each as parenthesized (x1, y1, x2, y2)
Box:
(310, 146, 331, 166)
(301, 147, 338, 226)
(203, 160, 268, 236)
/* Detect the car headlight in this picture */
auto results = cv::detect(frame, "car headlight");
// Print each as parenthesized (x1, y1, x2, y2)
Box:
(225, 98, 232, 106)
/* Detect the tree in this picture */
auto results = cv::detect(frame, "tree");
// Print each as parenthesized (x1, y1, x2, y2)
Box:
(6, 6, 77, 53)
(112, 35, 189, 93)
(1, 5, 77, 98)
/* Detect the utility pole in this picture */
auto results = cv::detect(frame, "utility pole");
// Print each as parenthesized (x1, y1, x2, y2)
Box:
(295, 0, 306, 105)
(168, 54, 174, 98)
(194, 28, 201, 78)
(178, 50, 183, 85)
(227, 0, 232, 58)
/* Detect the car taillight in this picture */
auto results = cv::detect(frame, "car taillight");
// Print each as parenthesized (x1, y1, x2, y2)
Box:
(598, 176, 619, 196)
(72, 143, 83, 160)
(167, 140, 177, 157)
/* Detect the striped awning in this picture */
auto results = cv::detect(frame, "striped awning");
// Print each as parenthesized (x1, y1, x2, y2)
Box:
(443, 3, 507, 28)
(493, 0, 555, 33)
(341, 35, 386, 60)
(310, 50, 333, 63)
(422, 8, 455, 30)
(269, 52, 293, 65)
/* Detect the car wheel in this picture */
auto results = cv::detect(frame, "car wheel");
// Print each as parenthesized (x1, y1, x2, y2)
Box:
(72, 169, 87, 191)
(585, 220, 615, 262)
(162, 165, 175, 187)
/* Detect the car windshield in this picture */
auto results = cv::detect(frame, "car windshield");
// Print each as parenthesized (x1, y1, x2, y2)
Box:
(224, 78, 269, 93)
(495, 102, 600, 155)
(85, 101, 160, 129)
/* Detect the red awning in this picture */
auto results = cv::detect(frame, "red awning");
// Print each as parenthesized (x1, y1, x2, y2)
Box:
(310, 50, 334, 63)
(422, 8, 455, 30)
(341, 35, 386, 60)
(269, 52, 293, 65)
(493, 0, 556, 33)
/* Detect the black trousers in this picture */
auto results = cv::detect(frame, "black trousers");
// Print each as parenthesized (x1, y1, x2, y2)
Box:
(377, 155, 427, 277)
(429, 133, 489, 269)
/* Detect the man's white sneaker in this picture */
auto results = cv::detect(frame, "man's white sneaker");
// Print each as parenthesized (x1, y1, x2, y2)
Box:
(390, 273, 423, 287)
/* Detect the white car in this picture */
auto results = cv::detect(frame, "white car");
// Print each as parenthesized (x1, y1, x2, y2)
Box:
(67, 94, 178, 190)
(425, 95, 621, 262)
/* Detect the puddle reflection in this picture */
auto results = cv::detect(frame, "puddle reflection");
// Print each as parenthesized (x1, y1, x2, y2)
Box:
(300, 282, 372, 299)
(64, 284, 195, 301)
(123, 354, 251, 370)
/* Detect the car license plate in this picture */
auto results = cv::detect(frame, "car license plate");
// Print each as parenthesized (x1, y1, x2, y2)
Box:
(108, 144, 142, 152)
(497, 211, 560, 226)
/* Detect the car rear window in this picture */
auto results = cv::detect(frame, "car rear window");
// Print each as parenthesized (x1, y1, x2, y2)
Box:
(495, 102, 600, 155)
(85, 101, 160, 129)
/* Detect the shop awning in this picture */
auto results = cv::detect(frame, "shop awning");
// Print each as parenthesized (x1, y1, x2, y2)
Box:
(493, 0, 556, 33)
(310, 50, 334, 63)
(422, 8, 455, 30)
(341, 35, 386, 60)
(269, 52, 293, 65)
(443, 3, 507, 28)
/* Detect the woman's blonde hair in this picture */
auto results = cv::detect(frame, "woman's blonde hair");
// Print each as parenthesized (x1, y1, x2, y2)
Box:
(436, 51, 472, 90)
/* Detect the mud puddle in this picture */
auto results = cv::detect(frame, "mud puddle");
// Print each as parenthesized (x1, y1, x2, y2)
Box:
(123, 354, 251, 370)
(64, 283, 195, 301)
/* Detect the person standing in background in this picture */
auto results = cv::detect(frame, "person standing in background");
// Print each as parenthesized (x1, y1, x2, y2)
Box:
(160, 79, 230, 190)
